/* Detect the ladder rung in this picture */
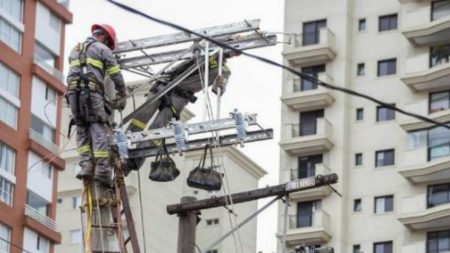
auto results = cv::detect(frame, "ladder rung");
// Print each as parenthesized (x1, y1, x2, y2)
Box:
(91, 225, 118, 229)
(125, 237, 131, 245)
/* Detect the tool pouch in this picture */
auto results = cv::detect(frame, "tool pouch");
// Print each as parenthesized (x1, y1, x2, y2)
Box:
(149, 140, 180, 182)
(187, 144, 223, 191)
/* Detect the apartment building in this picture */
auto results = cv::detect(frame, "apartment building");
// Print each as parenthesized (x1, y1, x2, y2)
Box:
(55, 88, 267, 253)
(279, 0, 450, 253)
(0, 1, 72, 253)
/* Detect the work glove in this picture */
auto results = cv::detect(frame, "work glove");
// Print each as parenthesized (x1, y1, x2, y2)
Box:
(211, 76, 227, 96)
(112, 93, 127, 111)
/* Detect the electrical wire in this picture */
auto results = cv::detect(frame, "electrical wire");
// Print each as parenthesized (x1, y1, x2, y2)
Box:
(0, 237, 33, 253)
(106, 0, 450, 131)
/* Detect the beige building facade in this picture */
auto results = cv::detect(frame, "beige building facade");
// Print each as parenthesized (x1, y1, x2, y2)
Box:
(279, 0, 450, 253)
(55, 90, 267, 253)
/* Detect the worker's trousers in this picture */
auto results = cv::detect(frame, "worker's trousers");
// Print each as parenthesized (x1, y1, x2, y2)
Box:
(127, 93, 189, 169)
(68, 91, 111, 179)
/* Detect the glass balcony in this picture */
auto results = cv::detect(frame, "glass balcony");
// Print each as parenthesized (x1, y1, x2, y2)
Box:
(401, 146, 450, 184)
(285, 164, 333, 201)
(282, 28, 336, 66)
(280, 211, 331, 246)
(401, 54, 450, 92)
(399, 100, 450, 131)
(25, 204, 57, 231)
(29, 128, 60, 154)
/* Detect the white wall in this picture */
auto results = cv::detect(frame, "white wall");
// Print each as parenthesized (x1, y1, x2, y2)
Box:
(35, 2, 61, 55)
(27, 152, 53, 202)
(31, 76, 57, 127)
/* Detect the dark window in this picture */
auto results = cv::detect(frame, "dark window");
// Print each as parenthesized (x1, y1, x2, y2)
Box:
(27, 190, 50, 216)
(358, 18, 366, 31)
(353, 244, 361, 253)
(377, 105, 395, 122)
(357, 63, 365, 76)
(432, 0, 450, 21)
(302, 19, 327, 45)
(430, 44, 450, 68)
(375, 149, 395, 167)
(430, 91, 450, 113)
(428, 126, 450, 161)
(379, 14, 398, 31)
(355, 153, 363, 166)
(354, 199, 362, 212)
(206, 250, 218, 253)
(298, 155, 322, 179)
(427, 229, 450, 253)
(428, 183, 450, 208)
(356, 108, 364, 121)
(299, 65, 325, 91)
(296, 201, 320, 228)
(206, 218, 220, 226)
(374, 241, 393, 253)
(378, 59, 397, 76)
(299, 109, 324, 136)
(374, 195, 394, 213)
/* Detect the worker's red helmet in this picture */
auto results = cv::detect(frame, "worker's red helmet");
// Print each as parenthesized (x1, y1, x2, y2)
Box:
(91, 23, 117, 50)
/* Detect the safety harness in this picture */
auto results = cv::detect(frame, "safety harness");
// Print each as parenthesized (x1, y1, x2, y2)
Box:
(67, 41, 110, 137)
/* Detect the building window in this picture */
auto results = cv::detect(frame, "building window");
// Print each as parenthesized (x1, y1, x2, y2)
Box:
(0, 63, 20, 98)
(353, 244, 361, 253)
(45, 86, 56, 104)
(376, 105, 395, 122)
(355, 153, 363, 166)
(430, 44, 450, 68)
(432, 0, 450, 21)
(36, 235, 49, 253)
(0, 17, 22, 53)
(379, 14, 397, 31)
(0, 223, 11, 253)
(377, 59, 397, 76)
(375, 149, 395, 167)
(0, 0, 23, 22)
(72, 196, 82, 209)
(296, 200, 321, 228)
(358, 18, 366, 31)
(299, 65, 325, 91)
(374, 196, 394, 214)
(430, 91, 450, 113)
(427, 229, 450, 253)
(298, 155, 322, 179)
(0, 142, 15, 175)
(354, 199, 362, 212)
(0, 97, 18, 129)
(206, 218, 219, 226)
(302, 19, 327, 46)
(374, 241, 393, 253)
(356, 108, 364, 121)
(48, 12, 61, 32)
(0, 177, 13, 206)
(428, 183, 450, 208)
(357, 63, 365, 76)
(206, 250, 218, 253)
(27, 190, 50, 216)
(31, 114, 55, 143)
(428, 126, 450, 161)
(34, 42, 56, 68)
(57, 198, 62, 204)
(299, 109, 324, 136)
(70, 229, 82, 244)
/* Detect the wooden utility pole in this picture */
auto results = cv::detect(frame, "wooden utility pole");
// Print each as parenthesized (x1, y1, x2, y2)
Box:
(177, 196, 199, 253)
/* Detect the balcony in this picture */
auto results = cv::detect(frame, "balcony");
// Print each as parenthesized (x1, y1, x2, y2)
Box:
(401, 54, 450, 92)
(283, 28, 336, 66)
(33, 55, 64, 83)
(29, 129, 60, 154)
(400, 147, 450, 184)
(281, 73, 335, 112)
(282, 211, 331, 246)
(286, 164, 333, 201)
(399, 100, 450, 131)
(25, 204, 57, 231)
(398, 194, 450, 230)
(402, 7, 450, 46)
(280, 119, 333, 156)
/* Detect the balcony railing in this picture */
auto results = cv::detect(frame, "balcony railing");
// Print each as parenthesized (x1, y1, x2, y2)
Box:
(288, 211, 330, 230)
(29, 128, 60, 154)
(287, 164, 331, 181)
(33, 55, 64, 82)
(25, 204, 57, 231)
(399, 100, 450, 131)
(283, 118, 332, 140)
(286, 28, 335, 49)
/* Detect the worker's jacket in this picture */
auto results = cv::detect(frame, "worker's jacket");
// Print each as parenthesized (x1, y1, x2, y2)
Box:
(66, 37, 126, 96)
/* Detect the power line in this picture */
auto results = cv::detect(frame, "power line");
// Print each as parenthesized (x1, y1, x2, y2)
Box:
(0, 237, 33, 253)
(106, 0, 450, 131)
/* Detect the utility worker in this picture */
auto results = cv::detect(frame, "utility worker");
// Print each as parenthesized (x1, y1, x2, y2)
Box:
(66, 24, 127, 186)
(123, 50, 240, 175)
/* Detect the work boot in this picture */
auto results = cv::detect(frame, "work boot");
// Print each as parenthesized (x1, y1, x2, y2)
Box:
(76, 161, 94, 180)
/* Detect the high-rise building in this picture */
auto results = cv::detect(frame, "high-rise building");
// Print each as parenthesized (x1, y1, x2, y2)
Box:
(279, 0, 450, 252)
(0, 1, 72, 253)
(56, 86, 267, 253)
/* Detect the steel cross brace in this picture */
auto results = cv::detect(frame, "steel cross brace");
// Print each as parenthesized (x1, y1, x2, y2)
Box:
(127, 128, 273, 159)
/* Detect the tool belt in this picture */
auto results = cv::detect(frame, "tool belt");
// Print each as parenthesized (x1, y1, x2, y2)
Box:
(187, 144, 223, 191)
(68, 78, 104, 94)
(149, 140, 180, 182)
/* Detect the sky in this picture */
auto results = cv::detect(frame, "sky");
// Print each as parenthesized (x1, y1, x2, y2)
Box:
(65, 1, 284, 252)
